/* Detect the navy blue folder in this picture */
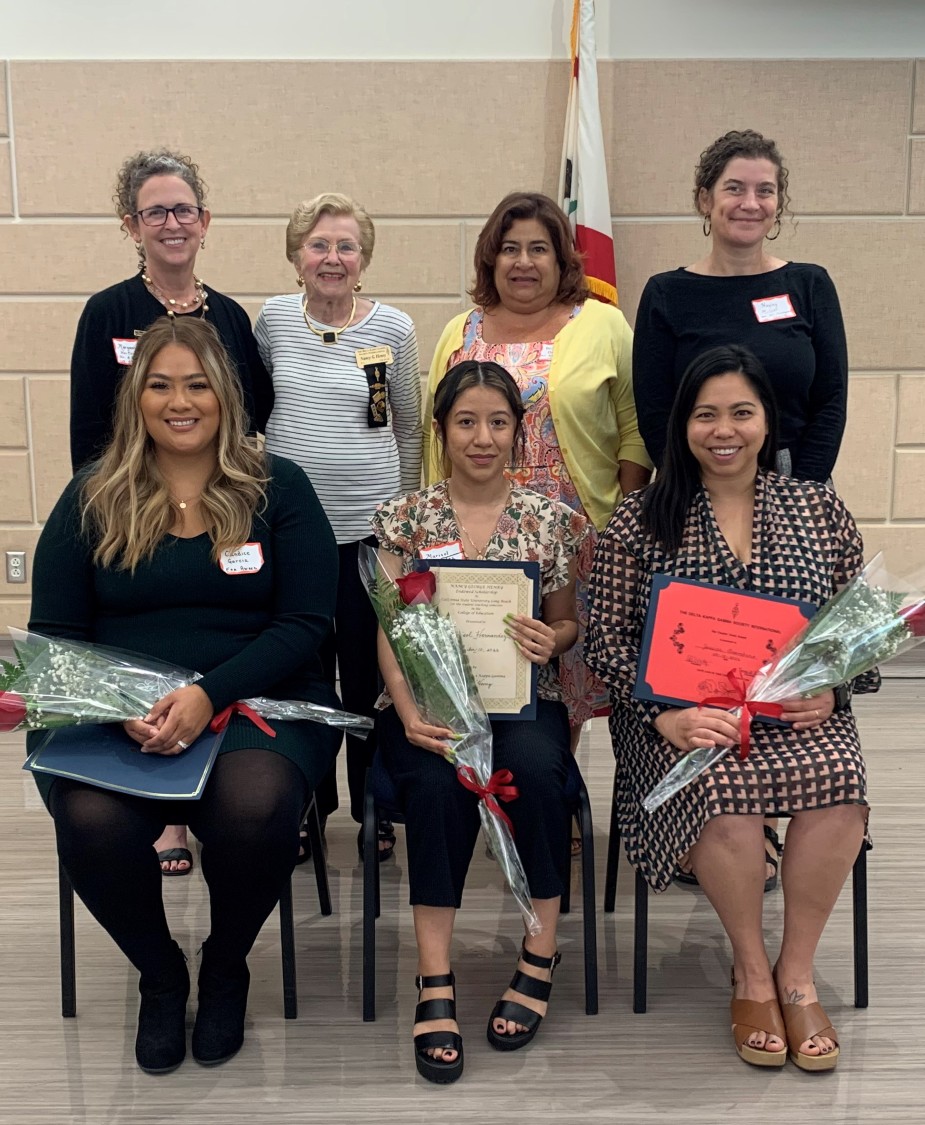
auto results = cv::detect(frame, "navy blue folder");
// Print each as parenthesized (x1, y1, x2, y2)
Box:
(24, 723, 225, 799)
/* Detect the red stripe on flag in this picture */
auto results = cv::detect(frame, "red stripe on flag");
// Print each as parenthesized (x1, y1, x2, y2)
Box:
(576, 222, 616, 288)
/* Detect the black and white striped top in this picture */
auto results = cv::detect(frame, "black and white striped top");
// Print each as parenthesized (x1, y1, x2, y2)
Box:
(256, 295, 422, 544)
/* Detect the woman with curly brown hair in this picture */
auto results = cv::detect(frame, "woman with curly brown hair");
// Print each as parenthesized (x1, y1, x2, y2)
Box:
(423, 193, 650, 774)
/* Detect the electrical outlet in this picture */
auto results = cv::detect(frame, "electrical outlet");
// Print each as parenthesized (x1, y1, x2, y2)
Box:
(5, 551, 26, 584)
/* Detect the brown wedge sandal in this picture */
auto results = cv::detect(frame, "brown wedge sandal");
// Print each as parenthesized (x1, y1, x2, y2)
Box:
(730, 972, 787, 1068)
(779, 998, 840, 1072)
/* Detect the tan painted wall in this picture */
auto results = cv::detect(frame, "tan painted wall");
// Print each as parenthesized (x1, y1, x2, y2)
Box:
(1, 58, 924, 627)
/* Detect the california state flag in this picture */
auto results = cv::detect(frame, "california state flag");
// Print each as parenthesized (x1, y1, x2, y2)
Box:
(559, 0, 618, 306)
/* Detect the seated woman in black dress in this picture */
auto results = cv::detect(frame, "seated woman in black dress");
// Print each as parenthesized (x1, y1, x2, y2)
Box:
(29, 316, 341, 1074)
(587, 345, 876, 1073)
(372, 361, 587, 1084)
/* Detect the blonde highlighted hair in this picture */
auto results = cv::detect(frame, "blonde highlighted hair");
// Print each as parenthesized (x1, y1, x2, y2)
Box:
(285, 192, 375, 268)
(81, 317, 268, 572)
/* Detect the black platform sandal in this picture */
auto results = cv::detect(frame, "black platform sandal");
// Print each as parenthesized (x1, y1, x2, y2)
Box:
(356, 819, 397, 863)
(486, 944, 561, 1051)
(763, 824, 783, 893)
(413, 972, 464, 1084)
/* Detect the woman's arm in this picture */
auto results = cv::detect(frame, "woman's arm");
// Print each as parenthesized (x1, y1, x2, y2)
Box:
(631, 279, 677, 470)
(610, 309, 653, 487)
(28, 478, 97, 639)
(389, 320, 423, 492)
(618, 459, 652, 497)
(505, 563, 579, 664)
(69, 298, 123, 472)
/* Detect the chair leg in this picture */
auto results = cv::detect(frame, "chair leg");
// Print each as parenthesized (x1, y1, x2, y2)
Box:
(278, 878, 297, 1019)
(603, 773, 620, 913)
(304, 800, 332, 917)
(632, 868, 648, 1014)
(58, 861, 76, 1018)
(362, 787, 378, 1021)
(852, 847, 869, 1009)
(577, 789, 599, 1015)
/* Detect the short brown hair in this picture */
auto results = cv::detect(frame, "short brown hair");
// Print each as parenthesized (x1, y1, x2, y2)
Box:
(470, 192, 589, 309)
(693, 130, 791, 220)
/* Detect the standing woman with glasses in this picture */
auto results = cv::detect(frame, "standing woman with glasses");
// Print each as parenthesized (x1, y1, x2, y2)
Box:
(69, 148, 274, 876)
(256, 193, 421, 856)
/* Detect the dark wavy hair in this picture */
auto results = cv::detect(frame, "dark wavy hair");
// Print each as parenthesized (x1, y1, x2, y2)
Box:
(694, 129, 791, 221)
(432, 360, 525, 476)
(470, 192, 589, 308)
(641, 345, 779, 552)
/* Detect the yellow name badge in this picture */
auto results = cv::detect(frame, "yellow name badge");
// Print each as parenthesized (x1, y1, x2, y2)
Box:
(355, 346, 393, 368)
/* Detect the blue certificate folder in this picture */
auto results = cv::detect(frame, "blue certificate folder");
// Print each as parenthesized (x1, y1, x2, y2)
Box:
(24, 724, 225, 799)
(413, 558, 540, 721)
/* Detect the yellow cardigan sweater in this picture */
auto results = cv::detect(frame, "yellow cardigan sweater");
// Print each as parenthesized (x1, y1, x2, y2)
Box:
(423, 300, 651, 531)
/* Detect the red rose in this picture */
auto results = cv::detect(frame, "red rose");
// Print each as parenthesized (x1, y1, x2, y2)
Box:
(0, 691, 27, 733)
(901, 602, 925, 637)
(396, 570, 436, 606)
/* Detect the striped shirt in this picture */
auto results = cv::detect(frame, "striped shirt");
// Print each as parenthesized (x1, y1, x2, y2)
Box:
(256, 295, 422, 543)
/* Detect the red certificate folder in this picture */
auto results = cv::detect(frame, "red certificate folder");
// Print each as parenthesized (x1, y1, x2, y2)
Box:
(634, 575, 815, 711)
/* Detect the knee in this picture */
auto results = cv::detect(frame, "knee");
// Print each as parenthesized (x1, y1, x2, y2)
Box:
(697, 813, 761, 851)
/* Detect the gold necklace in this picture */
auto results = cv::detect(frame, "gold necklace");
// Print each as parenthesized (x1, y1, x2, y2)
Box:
(447, 482, 510, 560)
(171, 493, 201, 511)
(301, 294, 356, 345)
(142, 273, 209, 317)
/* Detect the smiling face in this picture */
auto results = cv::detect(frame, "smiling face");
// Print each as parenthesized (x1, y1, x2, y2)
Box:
(292, 212, 364, 304)
(686, 371, 769, 484)
(124, 174, 209, 276)
(139, 343, 220, 459)
(492, 217, 562, 314)
(436, 385, 518, 485)
(699, 157, 780, 249)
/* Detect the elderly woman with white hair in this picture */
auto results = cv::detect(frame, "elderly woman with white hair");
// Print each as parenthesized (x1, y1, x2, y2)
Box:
(256, 193, 422, 855)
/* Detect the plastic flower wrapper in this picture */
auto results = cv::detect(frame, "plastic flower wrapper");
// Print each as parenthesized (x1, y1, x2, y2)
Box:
(359, 544, 541, 935)
(0, 628, 373, 740)
(643, 553, 925, 813)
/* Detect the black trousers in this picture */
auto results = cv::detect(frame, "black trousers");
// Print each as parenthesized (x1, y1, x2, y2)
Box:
(316, 537, 381, 823)
(47, 750, 309, 978)
(379, 700, 571, 908)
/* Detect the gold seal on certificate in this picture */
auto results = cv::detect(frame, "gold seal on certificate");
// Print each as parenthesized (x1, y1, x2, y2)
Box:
(415, 560, 540, 719)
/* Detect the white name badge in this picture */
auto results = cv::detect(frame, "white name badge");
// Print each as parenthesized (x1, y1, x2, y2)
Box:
(752, 294, 796, 323)
(356, 346, 394, 368)
(539, 342, 554, 360)
(112, 338, 138, 365)
(219, 542, 265, 575)
(419, 539, 465, 561)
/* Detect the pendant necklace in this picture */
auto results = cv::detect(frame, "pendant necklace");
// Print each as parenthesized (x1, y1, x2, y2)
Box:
(302, 294, 356, 345)
(171, 493, 200, 511)
(448, 483, 510, 560)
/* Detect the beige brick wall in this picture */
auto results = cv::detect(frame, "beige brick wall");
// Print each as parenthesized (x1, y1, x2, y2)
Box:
(1, 57, 924, 627)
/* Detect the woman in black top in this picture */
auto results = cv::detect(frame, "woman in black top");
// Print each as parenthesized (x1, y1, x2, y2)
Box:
(633, 129, 848, 483)
(33, 317, 339, 1073)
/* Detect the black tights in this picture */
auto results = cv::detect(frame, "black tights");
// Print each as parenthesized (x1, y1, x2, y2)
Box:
(48, 750, 308, 978)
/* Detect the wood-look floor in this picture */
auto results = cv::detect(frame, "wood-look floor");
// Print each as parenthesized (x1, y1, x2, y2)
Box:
(0, 678, 922, 1125)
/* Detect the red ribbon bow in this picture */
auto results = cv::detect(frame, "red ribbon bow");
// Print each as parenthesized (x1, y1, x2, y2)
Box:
(210, 701, 276, 738)
(456, 765, 520, 833)
(699, 669, 782, 760)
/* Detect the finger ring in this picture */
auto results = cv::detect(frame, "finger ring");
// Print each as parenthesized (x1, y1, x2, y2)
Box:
(176, 739, 190, 750)
(815, 709, 820, 719)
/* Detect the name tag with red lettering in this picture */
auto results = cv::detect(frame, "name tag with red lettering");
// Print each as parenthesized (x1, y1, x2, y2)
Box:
(418, 540, 465, 560)
(219, 543, 264, 574)
(752, 294, 796, 323)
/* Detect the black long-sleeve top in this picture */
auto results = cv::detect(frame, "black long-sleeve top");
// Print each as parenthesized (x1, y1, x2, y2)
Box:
(632, 263, 848, 481)
(69, 274, 274, 470)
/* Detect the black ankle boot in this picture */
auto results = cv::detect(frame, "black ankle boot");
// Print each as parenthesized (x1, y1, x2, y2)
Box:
(191, 939, 250, 1066)
(135, 941, 189, 1074)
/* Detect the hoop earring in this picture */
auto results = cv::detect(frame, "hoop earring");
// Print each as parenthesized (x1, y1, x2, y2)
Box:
(766, 217, 782, 241)
(354, 281, 362, 293)
(702, 216, 712, 237)
(297, 275, 305, 287)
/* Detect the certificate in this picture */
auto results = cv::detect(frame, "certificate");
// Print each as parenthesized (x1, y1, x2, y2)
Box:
(414, 559, 540, 720)
(634, 574, 815, 712)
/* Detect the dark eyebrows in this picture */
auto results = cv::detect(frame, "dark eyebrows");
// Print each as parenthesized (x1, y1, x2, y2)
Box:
(693, 399, 758, 410)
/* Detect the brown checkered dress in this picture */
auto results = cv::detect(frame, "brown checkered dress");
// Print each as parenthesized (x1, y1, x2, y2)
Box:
(586, 473, 876, 892)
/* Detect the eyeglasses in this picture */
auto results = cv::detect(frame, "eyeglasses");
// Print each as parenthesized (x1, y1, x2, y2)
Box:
(302, 239, 362, 259)
(135, 204, 205, 227)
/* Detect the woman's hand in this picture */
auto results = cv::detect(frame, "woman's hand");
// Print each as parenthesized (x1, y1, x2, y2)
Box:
(505, 613, 556, 665)
(654, 706, 741, 753)
(136, 684, 215, 755)
(401, 712, 458, 760)
(123, 717, 162, 746)
(778, 689, 835, 731)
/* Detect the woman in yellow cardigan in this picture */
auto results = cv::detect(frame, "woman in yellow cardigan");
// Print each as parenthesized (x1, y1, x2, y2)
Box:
(424, 192, 650, 768)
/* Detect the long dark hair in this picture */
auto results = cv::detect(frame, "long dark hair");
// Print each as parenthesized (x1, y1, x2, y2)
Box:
(641, 345, 779, 552)
(432, 360, 525, 476)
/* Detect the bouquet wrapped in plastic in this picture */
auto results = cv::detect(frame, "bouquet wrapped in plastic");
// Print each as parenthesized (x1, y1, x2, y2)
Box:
(643, 553, 925, 813)
(359, 544, 541, 935)
(0, 627, 373, 739)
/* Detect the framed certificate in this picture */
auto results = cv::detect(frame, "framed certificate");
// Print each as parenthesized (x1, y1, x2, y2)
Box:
(414, 559, 540, 720)
(634, 574, 815, 712)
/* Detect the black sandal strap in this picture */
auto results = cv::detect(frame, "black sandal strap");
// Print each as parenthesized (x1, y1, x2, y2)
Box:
(519, 946, 561, 973)
(414, 1029, 463, 1054)
(414, 997, 456, 1023)
(506, 969, 552, 1004)
(415, 972, 455, 990)
(491, 998, 541, 1032)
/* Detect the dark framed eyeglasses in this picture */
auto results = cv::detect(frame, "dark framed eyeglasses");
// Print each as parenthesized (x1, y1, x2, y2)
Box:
(135, 204, 205, 227)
